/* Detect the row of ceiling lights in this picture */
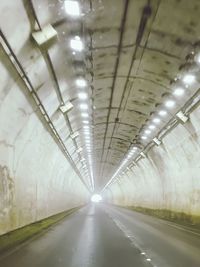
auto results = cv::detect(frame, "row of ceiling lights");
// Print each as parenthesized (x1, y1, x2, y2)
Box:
(103, 49, 200, 191)
(64, 1, 94, 190)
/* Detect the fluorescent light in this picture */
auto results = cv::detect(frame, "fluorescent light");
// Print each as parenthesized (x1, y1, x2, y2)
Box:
(141, 136, 147, 140)
(76, 78, 87, 87)
(165, 99, 176, 108)
(149, 124, 156, 130)
(195, 53, 200, 63)
(80, 103, 88, 110)
(144, 129, 151, 135)
(182, 74, 195, 85)
(64, 1, 80, 16)
(83, 120, 89, 124)
(78, 92, 88, 100)
(152, 118, 161, 124)
(173, 87, 185, 96)
(70, 36, 83, 51)
(81, 113, 89, 118)
(158, 110, 167, 116)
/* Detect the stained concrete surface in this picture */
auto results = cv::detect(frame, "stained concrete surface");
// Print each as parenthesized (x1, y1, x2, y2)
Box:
(105, 107, 200, 223)
(1, 204, 200, 267)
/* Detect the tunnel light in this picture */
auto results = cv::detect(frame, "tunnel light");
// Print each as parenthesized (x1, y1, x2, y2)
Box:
(158, 110, 167, 116)
(148, 124, 156, 130)
(152, 117, 161, 124)
(64, 1, 80, 16)
(144, 129, 151, 135)
(80, 103, 88, 110)
(70, 36, 83, 51)
(173, 87, 185, 96)
(83, 120, 89, 124)
(81, 112, 89, 118)
(83, 125, 90, 129)
(194, 53, 200, 64)
(78, 92, 88, 100)
(182, 74, 195, 85)
(141, 136, 147, 140)
(76, 78, 87, 87)
(165, 99, 176, 108)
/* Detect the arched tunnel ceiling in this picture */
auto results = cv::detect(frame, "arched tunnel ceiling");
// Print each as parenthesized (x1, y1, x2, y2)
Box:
(1, 0, 200, 191)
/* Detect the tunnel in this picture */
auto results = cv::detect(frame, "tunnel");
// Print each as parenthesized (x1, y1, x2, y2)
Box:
(0, 0, 200, 266)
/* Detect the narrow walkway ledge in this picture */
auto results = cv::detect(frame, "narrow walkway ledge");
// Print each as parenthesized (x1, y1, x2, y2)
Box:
(0, 206, 81, 255)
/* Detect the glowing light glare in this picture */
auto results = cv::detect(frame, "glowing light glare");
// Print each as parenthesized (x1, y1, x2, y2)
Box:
(91, 194, 102, 203)
(165, 99, 176, 108)
(64, 1, 80, 16)
(83, 120, 89, 124)
(76, 78, 87, 87)
(70, 36, 83, 51)
(141, 136, 147, 140)
(195, 53, 200, 63)
(149, 124, 156, 130)
(78, 92, 88, 100)
(81, 113, 89, 118)
(144, 129, 151, 135)
(80, 103, 88, 110)
(153, 118, 161, 124)
(182, 74, 195, 85)
(173, 87, 185, 96)
(158, 110, 167, 116)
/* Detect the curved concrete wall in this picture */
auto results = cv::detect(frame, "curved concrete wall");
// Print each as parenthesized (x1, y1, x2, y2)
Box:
(0, 0, 90, 235)
(0, 57, 89, 236)
(104, 107, 200, 224)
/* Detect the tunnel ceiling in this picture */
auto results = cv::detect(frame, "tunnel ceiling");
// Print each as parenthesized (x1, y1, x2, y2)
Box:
(2, 0, 200, 191)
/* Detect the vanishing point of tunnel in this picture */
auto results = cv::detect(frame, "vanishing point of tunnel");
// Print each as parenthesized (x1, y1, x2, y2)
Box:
(0, 0, 200, 266)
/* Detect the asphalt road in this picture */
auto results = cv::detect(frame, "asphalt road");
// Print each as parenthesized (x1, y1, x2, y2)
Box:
(0, 204, 200, 267)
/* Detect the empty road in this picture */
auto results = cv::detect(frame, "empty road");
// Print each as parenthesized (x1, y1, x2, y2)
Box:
(0, 204, 200, 267)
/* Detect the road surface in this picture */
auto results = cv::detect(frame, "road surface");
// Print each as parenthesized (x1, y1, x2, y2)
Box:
(0, 204, 200, 267)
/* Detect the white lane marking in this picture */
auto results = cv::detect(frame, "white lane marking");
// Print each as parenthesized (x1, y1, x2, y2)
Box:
(164, 222, 200, 237)
(108, 215, 155, 266)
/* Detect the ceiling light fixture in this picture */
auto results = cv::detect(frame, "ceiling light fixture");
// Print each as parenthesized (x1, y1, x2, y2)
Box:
(64, 1, 80, 16)
(144, 129, 151, 135)
(173, 87, 185, 96)
(182, 74, 195, 85)
(165, 99, 176, 108)
(148, 124, 156, 130)
(81, 113, 89, 118)
(80, 103, 88, 110)
(76, 78, 87, 87)
(141, 136, 147, 140)
(152, 118, 161, 124)
(70, 36, 83, 52)
(158, 110, 167, 116)
(78, 92, 88, 100)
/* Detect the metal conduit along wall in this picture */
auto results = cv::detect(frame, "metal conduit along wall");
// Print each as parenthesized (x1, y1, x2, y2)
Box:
(104, 103, 200, 225)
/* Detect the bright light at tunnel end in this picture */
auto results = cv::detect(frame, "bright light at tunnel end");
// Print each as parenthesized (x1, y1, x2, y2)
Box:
(91, 194, 102, 203)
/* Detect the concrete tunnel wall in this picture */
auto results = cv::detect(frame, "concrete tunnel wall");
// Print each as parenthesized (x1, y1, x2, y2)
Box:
(0, 69, 89, 236)
(0, 1, 90, 236)
(0, 73, 89, 235)
(104, 107, 200, 224)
